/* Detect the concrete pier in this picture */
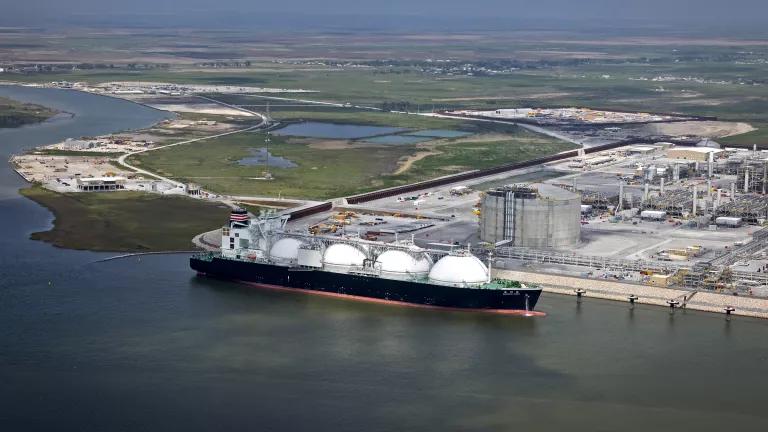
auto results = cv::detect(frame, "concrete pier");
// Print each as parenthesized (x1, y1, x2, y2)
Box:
(496, 270, 768, 319)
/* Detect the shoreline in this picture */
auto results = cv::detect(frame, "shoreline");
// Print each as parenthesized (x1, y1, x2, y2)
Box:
(1, 82, 174, 135)
(496, 269, 768, 319)
(18, 185, 230, 252)
(0, 93, 63, 129)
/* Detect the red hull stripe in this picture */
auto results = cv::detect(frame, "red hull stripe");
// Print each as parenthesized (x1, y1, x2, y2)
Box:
(237, 280, 546, 317)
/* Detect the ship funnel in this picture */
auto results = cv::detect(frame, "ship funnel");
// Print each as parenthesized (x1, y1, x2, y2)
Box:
(229, 208, 250, 227)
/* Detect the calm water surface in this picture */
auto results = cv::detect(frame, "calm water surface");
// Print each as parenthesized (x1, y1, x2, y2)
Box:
(1, 86, 767, 431)
(238, 147, 298, 168)
(273, 121, 405, 139)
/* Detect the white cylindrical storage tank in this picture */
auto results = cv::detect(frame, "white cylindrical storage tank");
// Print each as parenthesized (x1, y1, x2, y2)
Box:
(480, 184, 581, 248)
(428, 254, 488, 287)
(375, 250, 431, 280)
(715, 216, 742, 227)
(269, 238, 304, 265)
(640, 210, 667, 220)
(323, 243, 366, 272)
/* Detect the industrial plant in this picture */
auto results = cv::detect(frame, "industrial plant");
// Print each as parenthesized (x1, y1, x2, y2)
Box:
(259, 138, 768, 314)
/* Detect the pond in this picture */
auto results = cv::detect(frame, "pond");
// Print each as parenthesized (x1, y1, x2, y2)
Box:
(238, 148, 297, 168)
(272, 121, 405, 139)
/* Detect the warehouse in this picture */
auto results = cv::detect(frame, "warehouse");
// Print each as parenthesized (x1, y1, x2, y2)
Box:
(665, 147, 723, 162)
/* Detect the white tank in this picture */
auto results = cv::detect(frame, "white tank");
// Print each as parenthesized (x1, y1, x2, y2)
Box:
(375, 250, 431, 279)
(323, 243, 367, 271)
(269, 238, 304, 264)
(428, 254, 488, 287)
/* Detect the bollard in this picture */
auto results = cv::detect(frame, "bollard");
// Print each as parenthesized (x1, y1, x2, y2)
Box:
(575, 288, 586, 303)
(667, 299, 680, 314)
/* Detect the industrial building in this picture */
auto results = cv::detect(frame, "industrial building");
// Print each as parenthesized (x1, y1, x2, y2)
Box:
(666, 146, 723, 162)
(626, 145, 658, 156)
(480, 184, 581, 248)
(75, 176, 126, 191)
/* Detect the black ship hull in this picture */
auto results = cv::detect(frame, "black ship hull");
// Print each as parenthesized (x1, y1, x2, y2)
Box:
(190, 255, 542, 313)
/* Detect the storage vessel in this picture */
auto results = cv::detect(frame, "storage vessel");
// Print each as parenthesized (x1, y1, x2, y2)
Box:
(190, 209, 542, 313)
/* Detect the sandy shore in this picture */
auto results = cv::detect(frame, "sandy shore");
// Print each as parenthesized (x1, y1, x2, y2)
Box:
(496, 270, 768, 319)
(642, 120, 755, 138)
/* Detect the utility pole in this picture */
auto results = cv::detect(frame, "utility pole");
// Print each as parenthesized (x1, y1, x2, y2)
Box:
(264, 132, 272, 180)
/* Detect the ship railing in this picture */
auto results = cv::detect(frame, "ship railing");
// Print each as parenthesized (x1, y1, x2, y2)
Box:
(348, 265, 381, 276)
(193, 251, 217, 261)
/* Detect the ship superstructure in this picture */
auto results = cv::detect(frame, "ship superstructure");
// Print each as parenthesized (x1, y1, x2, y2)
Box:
(191, 209, 542, 313)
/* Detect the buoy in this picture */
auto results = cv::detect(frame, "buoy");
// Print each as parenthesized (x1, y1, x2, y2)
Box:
(725, 306, 735, 321)
(628, 294, 639, 309)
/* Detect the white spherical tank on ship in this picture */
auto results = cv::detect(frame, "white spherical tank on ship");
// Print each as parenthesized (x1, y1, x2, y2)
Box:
(375, 249, 431, 280)
(323, 243, 367, 272)
(428, 253, 489, 287)
(269, 238, 305, 265)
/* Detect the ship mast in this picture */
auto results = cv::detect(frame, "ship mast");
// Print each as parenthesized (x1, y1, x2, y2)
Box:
(487, 251, 493, 283)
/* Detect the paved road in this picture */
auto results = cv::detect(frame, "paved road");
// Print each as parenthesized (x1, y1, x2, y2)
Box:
(231, 93, 382, 111)
(116, 124, 265, 188)
(417, 112, 586, 146)
(116, 96, 269, 188)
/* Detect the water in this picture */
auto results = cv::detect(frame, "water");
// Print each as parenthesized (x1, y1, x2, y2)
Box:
(272, 121, 405, 139)
(363, 134, 432, 145)
(1, 86, 768, 431)
(238, 147, 297, 168)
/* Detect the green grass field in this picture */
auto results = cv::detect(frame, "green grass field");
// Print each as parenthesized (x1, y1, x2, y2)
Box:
(42, 62, 765, 145)
(20, 186, 231, 252)
(128, 125, 575, 200)
(387, 137, 573, 183)
(10, 41, 768, 144)
(268, 110, 472, 129)
(0, 96, 57, 128)
(129, 131, 414, 198)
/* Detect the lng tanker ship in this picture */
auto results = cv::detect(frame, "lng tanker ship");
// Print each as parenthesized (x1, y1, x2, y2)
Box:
(190, 209, 542, 313)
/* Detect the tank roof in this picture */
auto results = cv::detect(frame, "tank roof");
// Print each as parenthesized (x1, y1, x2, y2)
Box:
(487, 183, 578, 201)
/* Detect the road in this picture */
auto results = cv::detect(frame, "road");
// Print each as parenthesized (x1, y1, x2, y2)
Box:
(225, 93, 583, 146)
(231, 93, 382, 111)
(117, 125, 264, 188)
(117, 97, 269, 189)
(417, 112, 586, 146)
